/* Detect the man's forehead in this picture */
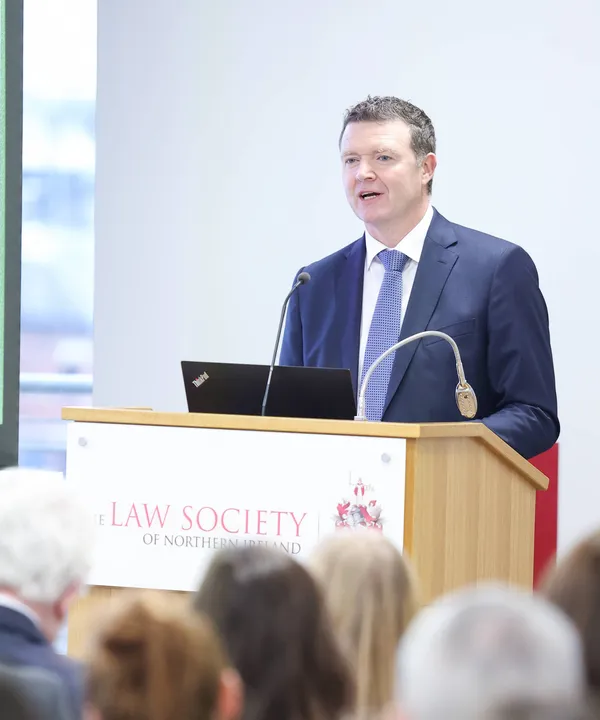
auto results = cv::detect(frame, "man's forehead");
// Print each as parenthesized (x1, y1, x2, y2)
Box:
(340, 120, 411, 152)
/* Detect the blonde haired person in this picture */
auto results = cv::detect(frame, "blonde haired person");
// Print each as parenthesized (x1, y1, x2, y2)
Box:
(85, 592, 242, 720)
(310, 531, 418, 718)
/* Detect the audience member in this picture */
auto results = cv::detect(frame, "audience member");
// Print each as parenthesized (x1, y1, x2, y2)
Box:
(482, 699, 591, 720)
(85, 591, 242, 720)
(194, 545, 354, 720)
(0, 669, 35, 720)
(541, 530, 600, 711)
(396, 585, 584, 720)
(0, 467, 94, 719)
(311, 531, 418, 718)
(0, 663, 73, 720)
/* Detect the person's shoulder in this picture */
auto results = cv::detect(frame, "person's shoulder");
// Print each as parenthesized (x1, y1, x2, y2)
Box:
(299, 236, 364, 279)
(34, 649, 83, 697)
(51, 650, 83, 676)
(4, 631, 83, 683)
(446, 216, 519, 254)
(0, 664, 74, 720)
(44, 652, 84, 716)
(438, 212, 535, 266)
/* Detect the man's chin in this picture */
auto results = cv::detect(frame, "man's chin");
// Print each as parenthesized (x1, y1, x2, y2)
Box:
(360, 211, 389, 227)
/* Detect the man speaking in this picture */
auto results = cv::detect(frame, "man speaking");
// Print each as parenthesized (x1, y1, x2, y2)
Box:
(280, 96, 558, 459)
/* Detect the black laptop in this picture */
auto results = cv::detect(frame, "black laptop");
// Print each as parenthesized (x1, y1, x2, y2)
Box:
(181, 361, 356, 420)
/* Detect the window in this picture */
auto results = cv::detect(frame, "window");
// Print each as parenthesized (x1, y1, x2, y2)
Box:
(19, 0, 96, 470)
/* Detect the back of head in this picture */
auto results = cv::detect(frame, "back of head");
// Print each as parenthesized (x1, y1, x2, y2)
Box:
(87, 592, 227, 720)
(0, 467, 93, 603)
(194, 545, 353, 720)
(397, 585, 584, 720)
(541, 530, 600, 694)
(311, 532, 418, 716)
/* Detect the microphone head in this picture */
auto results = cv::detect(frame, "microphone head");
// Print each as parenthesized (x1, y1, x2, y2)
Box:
(297, 271, 311, 285)
(456, 382, 478, 419)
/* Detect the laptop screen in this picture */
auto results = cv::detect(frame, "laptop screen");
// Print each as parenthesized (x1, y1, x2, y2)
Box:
(181, 361, 356, 421)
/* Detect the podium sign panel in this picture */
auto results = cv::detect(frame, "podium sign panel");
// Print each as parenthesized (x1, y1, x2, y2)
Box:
(67, 421, 406, 592)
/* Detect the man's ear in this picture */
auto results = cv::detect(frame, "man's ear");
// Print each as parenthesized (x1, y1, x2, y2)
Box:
(55, 582, 81, 622)
(421, 152, 437, 188)
(216, 668, 243, 720)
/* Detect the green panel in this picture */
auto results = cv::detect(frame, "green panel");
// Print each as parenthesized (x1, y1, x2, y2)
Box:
(0, 0, 5, 420)
(0, 0, 22, 467)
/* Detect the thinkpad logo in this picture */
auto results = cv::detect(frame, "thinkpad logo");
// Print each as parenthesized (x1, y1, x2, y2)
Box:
(192, 372, 209, 388)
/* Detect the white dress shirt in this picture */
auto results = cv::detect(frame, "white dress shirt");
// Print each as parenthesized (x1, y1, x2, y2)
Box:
(358, 204, 434, 382)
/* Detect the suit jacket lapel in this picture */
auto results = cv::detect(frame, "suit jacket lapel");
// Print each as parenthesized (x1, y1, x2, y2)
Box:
(336, 236, 366, 395)
(383, 211, 458, 414)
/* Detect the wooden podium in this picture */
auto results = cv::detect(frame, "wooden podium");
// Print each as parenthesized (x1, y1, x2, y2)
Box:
(62, 407, 547, 658)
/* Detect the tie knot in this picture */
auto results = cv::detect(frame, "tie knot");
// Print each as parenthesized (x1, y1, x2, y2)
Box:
(379, 249, 408, 273)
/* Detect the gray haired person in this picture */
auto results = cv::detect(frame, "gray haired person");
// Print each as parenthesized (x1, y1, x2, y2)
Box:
(0, 468, 94, 719)
(396, 585, 585, 720)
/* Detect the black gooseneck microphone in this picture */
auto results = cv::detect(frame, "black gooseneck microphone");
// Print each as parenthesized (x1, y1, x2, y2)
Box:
(261, 271, 311, 417)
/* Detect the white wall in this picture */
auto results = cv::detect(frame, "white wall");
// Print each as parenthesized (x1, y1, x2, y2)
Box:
(94, 0, 600, 553)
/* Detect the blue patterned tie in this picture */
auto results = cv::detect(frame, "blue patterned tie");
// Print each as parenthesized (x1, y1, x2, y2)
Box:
(361, 249, 409, 421)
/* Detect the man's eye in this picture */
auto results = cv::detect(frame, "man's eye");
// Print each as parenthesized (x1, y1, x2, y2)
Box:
(344, 158, 357, 165)
(378, 155, 391, 161)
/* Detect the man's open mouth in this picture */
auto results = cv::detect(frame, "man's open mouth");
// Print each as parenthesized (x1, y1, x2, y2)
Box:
(360, 192, 381, 200)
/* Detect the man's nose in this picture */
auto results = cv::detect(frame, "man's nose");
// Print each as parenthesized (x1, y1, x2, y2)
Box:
(356, 161, 376, 182)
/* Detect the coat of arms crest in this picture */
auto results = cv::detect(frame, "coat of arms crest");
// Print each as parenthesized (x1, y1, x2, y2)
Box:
(335, 476, 383, 531)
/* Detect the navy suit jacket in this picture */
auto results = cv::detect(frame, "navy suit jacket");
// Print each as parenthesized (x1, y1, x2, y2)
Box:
(280, 209, 559, 459)
(0, 606, 83, 720)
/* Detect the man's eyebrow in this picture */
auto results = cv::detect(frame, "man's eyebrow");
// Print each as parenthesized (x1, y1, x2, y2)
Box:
(342, 146, 397, 157)
(341, 147, 397, 158)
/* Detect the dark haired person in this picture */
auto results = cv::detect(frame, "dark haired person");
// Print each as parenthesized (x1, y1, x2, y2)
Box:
(281, 95, 558, 459)
(194, 545, 353, 720)
(542, 529, 600, 715)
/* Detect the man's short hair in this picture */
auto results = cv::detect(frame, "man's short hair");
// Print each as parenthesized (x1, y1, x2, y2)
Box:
(339, 95, 436, 194)
(0, 468, 94, 604)
(396, 585, 584, 720)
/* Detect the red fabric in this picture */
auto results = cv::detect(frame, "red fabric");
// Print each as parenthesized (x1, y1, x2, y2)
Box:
(530, 444, 559, 586)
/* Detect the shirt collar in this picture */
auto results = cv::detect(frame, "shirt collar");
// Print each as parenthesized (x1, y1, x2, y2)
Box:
(364, 204, 434, 270)
(0, 592, 41, 628)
